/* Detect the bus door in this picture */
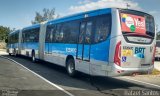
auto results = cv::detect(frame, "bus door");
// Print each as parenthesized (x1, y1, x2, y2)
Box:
(77, 21, 92, 61)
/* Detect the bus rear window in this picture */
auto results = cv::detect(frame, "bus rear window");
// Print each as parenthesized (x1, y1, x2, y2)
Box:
(120, 9, 155, 38)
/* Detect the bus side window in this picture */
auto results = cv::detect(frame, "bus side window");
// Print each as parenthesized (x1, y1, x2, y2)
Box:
(85, 22, 92, 44)
(55, 24, 63, 43)
(79, 23, 85, 44)
(94, 14, 111, 43)
(15, 32, 18, 43)
(33, 28, 40, 42)
(23, 30, 29, 42)
(60, 21, 79, 44)
(22, 32, 25, 43)
(46, 25, 53, 43)
(67, 21, 79, 43)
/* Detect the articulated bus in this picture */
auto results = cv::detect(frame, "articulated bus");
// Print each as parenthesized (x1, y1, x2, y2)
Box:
(7, 8, 156, 77)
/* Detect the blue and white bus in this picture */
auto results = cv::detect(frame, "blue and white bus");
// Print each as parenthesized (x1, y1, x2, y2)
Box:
(7, 8, 156, 77)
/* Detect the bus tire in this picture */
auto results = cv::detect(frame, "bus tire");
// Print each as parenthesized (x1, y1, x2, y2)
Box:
(66, 58, 76, 77)
(155, 57, 158, 61)
(31, 51, 36, 63)
(9, 53, 11, 56)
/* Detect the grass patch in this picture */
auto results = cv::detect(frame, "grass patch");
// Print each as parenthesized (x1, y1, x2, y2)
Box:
(151, 69, 160, 75)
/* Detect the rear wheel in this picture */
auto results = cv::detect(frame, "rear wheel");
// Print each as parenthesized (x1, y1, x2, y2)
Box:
(31, 51, 36, 63)
(9, 53, 11, 56)
(155, 57, 158, 61)
(66, 58, 76, 77)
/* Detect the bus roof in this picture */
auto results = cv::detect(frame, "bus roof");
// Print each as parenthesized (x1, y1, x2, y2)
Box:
(18, 8, 152, 31)
(22, 24, 40, 31)
(9, 30, 20, 35)
(47, 8, 112, 25)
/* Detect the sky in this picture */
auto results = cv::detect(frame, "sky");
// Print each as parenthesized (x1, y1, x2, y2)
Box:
(0, 0, 160, 31)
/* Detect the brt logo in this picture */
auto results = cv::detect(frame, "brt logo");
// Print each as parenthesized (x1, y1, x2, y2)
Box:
(135, 47, 145, 54)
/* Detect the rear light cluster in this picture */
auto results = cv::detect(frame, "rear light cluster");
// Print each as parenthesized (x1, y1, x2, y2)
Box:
(152, 45, 156, 65)
(114, 41, 121, 66)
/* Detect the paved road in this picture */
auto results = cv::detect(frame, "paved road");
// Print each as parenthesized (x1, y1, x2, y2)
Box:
(0, 51, 160, 96)
(0, 55, 69, 96)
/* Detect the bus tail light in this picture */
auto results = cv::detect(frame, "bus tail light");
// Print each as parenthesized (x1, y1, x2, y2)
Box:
(152, 45, 156, 65)
(114, 41, 121, 66)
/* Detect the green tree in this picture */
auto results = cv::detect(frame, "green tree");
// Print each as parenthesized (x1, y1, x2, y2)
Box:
(32, 8, 60, 24)
(0, 26, 11, 41)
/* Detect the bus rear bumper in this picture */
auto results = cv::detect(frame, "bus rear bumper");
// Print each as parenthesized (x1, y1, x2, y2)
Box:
(109, 64, 154, 77)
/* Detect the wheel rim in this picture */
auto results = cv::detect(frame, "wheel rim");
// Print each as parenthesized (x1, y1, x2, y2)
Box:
(68, 62, 74, 74)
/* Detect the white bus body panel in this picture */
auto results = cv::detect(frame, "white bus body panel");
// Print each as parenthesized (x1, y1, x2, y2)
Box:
(108, 9, 155, 76)
(39, 23, 47, 60)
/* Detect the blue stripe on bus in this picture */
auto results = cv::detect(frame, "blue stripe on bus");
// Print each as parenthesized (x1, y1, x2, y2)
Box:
(45, 39, 110, 62)
(90, 39, 110, 61)
(9, 41, 110, 62)
(21, 42, 39, 50)
(8, 43, 19, 49)
(45, 43, 77, 56)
